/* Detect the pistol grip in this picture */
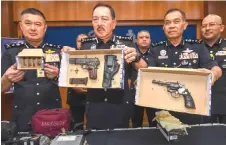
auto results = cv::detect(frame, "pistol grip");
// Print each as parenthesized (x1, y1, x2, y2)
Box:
(88, 67, 97, 80)
(183, 89, 196, 109)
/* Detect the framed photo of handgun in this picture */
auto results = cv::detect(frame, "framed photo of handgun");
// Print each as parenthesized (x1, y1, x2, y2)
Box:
(58, 49, 124, 89)
(135, 67, 212, 116)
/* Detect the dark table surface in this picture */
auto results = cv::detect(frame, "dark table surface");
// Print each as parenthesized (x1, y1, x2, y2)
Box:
(85, 124, 226, 145)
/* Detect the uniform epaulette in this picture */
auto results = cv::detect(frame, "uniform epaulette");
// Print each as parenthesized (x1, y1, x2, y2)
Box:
(4, 42, 25, 49)
(81, 37, 98, 43)
(45, 43, 62, 49)
(115, 36, 133, 41)
(184, 39, 202, 44)
(152, 41, 166, 47)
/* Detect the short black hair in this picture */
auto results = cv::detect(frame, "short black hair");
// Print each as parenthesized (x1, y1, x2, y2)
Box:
(92, 3, 116, 20)
(21, 8, 46, 22)
(164, 8, 186, 21)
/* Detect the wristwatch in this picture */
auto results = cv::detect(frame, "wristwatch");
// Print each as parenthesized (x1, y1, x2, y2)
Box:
(133, 53, 142, 63)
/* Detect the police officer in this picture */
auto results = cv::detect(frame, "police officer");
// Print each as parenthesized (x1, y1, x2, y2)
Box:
(81, 3, 147, 129)
(148, 8, 222, 125)
(1, 8, 63, 131)
(201, 14, 226, 123)
(67, 34, 88, 127)
(130, 30, 157, 127)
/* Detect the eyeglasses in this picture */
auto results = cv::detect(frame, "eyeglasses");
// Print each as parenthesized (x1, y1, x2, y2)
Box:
(201, 22, 222, 29)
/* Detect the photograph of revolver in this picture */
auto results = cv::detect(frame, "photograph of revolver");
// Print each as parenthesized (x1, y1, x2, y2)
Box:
(152, 80, 196, 109)
(69, 57, 100, 79)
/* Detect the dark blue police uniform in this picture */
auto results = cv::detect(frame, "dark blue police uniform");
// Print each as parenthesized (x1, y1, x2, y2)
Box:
(130, 46, 157, 127)
(204, 38, 226, 123)
(148, 39, 218, 125)
(1, 41, 62, 131)
(67, 88, 86, 126)
(80, 35, 135, 129)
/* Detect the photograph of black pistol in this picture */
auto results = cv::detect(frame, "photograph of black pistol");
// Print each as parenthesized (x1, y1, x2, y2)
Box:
(102, 55, 120, 89)
(69, 57, 100, 79)
(152, 80, 196, 109)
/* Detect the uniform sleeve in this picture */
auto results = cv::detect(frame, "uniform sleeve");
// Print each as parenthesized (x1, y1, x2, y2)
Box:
(199, 45, 218, 69)
(148, 47, 157, 66)
(125, 41, 136, 78)
(1, 50, 13, 77)
(80, 43, 90, 50)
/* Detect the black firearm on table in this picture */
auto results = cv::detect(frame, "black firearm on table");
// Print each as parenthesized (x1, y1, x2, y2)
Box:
(69, 57, 100, 79)
(152, 80, 196, 109)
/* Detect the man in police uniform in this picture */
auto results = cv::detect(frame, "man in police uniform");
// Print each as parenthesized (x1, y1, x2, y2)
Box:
(148, 8, 222, 124)
(1, 8, 63, 131)
(130, 30, 157, 127)
(80, 3, 147, 129)
(201, 14, 226, 123)
(67, 34, 88, 127)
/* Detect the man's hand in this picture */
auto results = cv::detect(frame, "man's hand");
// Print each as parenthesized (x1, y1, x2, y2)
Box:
(124, 47, 138, 63)
(197, 68, 220, 85)
(72, 88, 88, 94)
(61, 46, 75, 53)
(44, 64, 59, 79)
(4, 64, 24, 83)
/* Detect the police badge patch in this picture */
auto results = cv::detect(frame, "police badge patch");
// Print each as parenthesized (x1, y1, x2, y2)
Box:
(158, 50, 168, 59)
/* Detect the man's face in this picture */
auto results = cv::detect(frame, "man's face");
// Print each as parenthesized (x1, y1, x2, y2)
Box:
(76, 35, 88, 49)
(163, 11, 187, 40)
(20, 14, 47, 42)
(201, 16, 224, 41)
(136, 32, 151, 49)
(92, 6, 116, 40)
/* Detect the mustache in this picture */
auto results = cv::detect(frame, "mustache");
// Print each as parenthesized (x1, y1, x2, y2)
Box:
(97, 26, 105, 31)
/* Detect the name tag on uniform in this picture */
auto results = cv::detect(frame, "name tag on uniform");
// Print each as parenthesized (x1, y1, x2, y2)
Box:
(37, 69, 45, 77)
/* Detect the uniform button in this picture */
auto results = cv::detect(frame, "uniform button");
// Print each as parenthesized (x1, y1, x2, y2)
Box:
(14, 106, 17, 108)
(104, 98, 108, 102)
(175, 52, 178, 54)
(126, 101, 129, 104)
(162, 63, 164, 65)
(86, 102, 89, 104)
(69, 91, 71, 94)
(36, 83, 39, 86)
(37, 92, 40, 95)
(56, 99, 59, 101)
(37, 102, 40, 105)
(173, 63, 176, 65)
(142, 56, 145, 58)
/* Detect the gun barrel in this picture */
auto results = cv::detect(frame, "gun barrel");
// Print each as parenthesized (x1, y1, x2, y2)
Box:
(152, 80, 169, 86)
(69, 58, 100, 65)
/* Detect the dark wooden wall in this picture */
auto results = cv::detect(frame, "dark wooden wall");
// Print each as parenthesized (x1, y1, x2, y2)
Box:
(2, 1, 226, 126)
(204, 1, 226, 38)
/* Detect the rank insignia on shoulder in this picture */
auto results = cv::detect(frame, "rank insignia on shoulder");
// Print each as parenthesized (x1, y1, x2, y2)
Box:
(45, 49, 55, 54)
(5, 42, 25, 49)
(45, 43, 62, 49)
(81, 37, 98, 43)
(115, 36, 133, 41)
(185, 39, 202, 44)
(153, 41, 166, 46)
